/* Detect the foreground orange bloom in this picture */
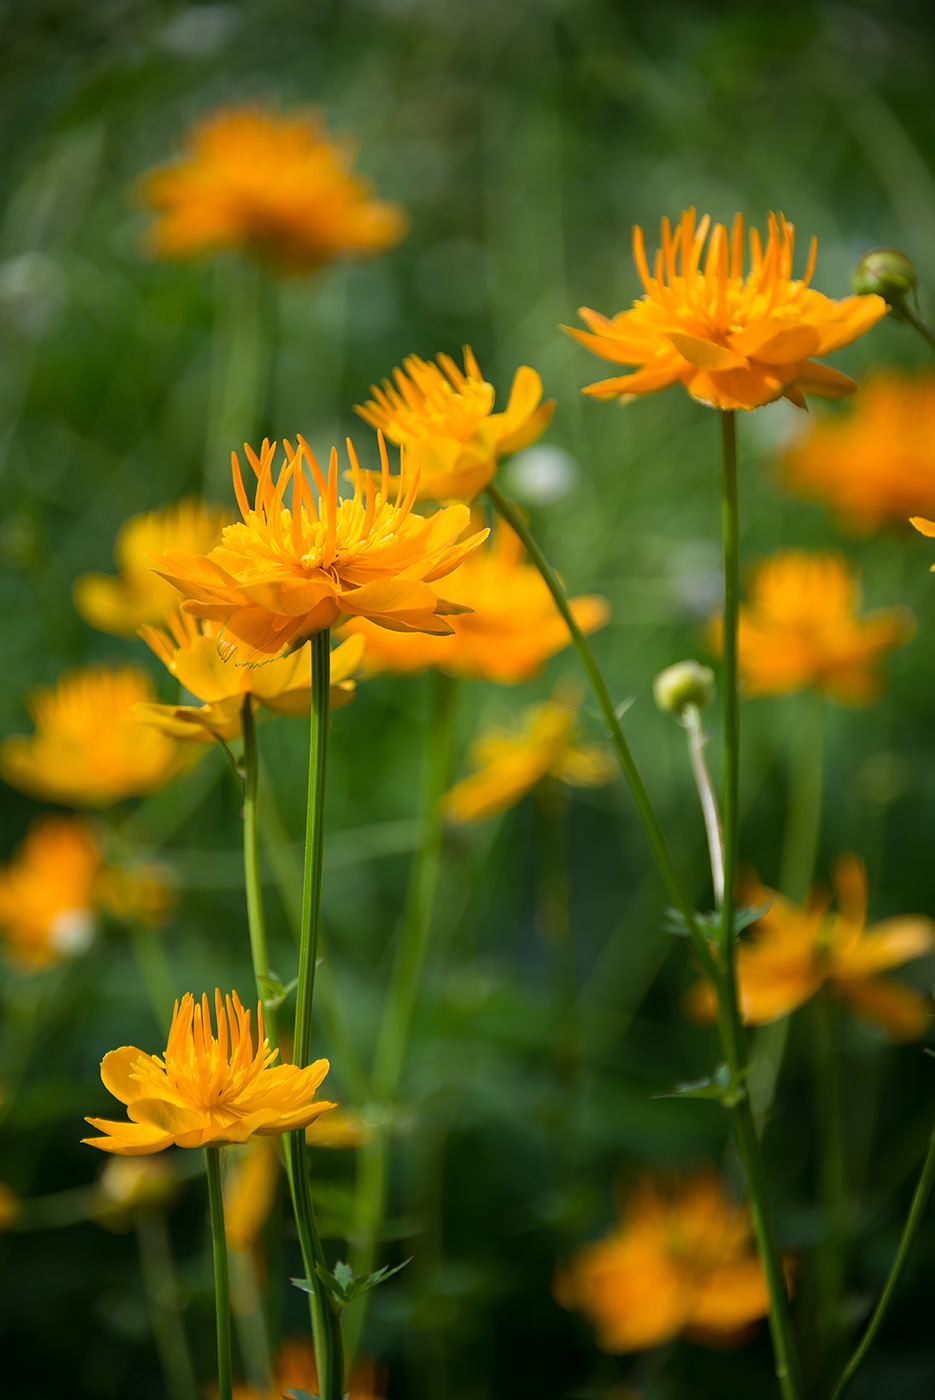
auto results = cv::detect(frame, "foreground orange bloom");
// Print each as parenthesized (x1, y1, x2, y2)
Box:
(354, 347, 553, 501)
(137, 612, 363, 742)
(83, 990, 334, 1155)
(342, 517, 609, 681)
(141, 105, 407, 272)
(0, 667, 191, 806)
(231, 1339, 382, 1400)
(154, 437, 486, 665)
(708, 551, 913, 703)
(443, 692, 614, 824)
(73, 500, 228, 635)
(783, 373, 935, 533)
(556, 1173, 775, 1352)
(686, 857, 935, 1039)
(566, 210, 886, 410)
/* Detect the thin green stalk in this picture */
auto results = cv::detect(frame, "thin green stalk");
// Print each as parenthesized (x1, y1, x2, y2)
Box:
(901, 301, 935, 355)
(717, 410, 801, 1400)
(205, 1147, 233, 1400)
(347, 670, 457, 1359)
(135, 1211, 199, 1400)
(812, 996, 847, 1365)
(240, 696, 278, 1052)
(484, 482, 715, 981)
(779, 692, 826, 904)
(831, 1115, 935, 1400)
(682, 702, 725, 908)
(284, 628, 344, 1400)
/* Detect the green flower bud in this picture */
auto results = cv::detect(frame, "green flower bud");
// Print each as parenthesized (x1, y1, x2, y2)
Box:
(852, 248, 917, 316)
(653, 660, 716, 718)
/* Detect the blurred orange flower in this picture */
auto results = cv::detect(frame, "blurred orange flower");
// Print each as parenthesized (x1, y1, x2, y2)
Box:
(141, 105, 407, 272)
(686, 856, 935, 1039)
(0, 1184, 19, 1232)
(443, 691, 614, 824)
(306, 1108, 370, 1149)
(342, 517, 609, 682)
(0, 817, 100, 970)
(566, 209, 886, 410)
(354, 347, 553, 501)
(73, 500, 228, 636)
(0, 667, 191, 806)
(136, 612, 363, 743)
(708, 550, 913, 703)
(93, 1154, 181, 1229)
(783, 373, 935, 534)
(224, 1138, 278, 1253)
(83, 990, 334, 1155)
(556, 1173, 776, 1352)
(154, 437, 487, 666)
(231, 1339, 382, 1400)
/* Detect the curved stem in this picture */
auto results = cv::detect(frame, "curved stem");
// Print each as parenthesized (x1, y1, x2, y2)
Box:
(830, 1115, 935, 1400)
(901, 301, 935, 355)
(284, 628, 344, 1400)
(682, 702, 725, 908)
(716, 410, 801, 1400)
(484, 482, 714, 980)
(205, 1147, 233, 1400)
(241, 697, 278, 1051)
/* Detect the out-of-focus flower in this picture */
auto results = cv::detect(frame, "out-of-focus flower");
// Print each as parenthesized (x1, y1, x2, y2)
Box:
(231, 1339, 382, 1400)
(342, 517, 608, 682)
(97, 861, 175, 929)
(653, 659, 716, 717)
(0, 667, 191, 806)
(93, 1154, 181, 1230)
(0, 1183, 19, 1231)
(556, 1173, 776, 1352)
(140, 105, 407, 272)
(354, 347, 553, 501)
(154, 437, 487, 665)
(83, 990, 334, 1155)
(566, 209, 886, 410)
(224, 1138, 278, 1252)
(443, 692, 615, 824)
(708, 551, 913, 703)
(306, 1108, 370, 1149)
(783, 373, 935, 534)
(73, 500, 228, 635)
(137, 612, 363, 743)
(0, 818, 100, 970)
(852, 248, 918, 314)
(686, 857, 935, 1039)
(910, 513, 935, 564)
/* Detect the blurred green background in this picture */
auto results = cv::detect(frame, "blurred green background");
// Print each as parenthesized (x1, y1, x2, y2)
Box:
(3, 1, 935, 1396)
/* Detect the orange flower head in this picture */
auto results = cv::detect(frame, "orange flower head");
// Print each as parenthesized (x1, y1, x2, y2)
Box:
(153, 436, 487, 666)
(566, 210, 887, 410)
(686, 857, 935, 1039)
(83, 989, 335, 1155)
(73, 499, 228, 636)
(354, 347, 553, 501)
(342, 516, 609, 682)
(708, 550, 913, 703)
(556, 1172, 777, 1352)
(783, 372, 935, 534)
(0, 817, 101, 970)
(136, 611, 363, 743)
(443, 690, 615, 824)
(140, 105, 407, 272)
(0, 666, 191, 806)
(231, 1340, 383, 1400)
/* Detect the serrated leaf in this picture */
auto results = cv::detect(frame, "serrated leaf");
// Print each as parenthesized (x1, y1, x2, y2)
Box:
(333, 1259, 354, 1293)
(653, 1062, 751, 1109)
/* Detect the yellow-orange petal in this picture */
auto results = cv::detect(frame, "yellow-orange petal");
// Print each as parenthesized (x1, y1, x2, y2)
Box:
(831, 976, 932, 1041)
(100, 1047, 148, 1106)
(82, 1118, 177, 1155)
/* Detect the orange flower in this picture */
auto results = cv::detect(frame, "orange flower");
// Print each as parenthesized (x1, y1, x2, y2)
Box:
(443, 691, 614, 824)
(0, 818, 103, 970)
(73, 500, 228, 635)
(0, 667, 191, 806)
(708, 550, 913, 703)
(783, 372, 935, 534)
(83, 990, 334, 1155)
(136, 612, 363, 743)
(231, 1339, 382, 1400)
(341, 517, 609, 682)
(140, 105, 407, 272)
(154, 437, 487, 666)
(686, 856, 935, 1039)
(354, 347, 553, 501)
(556, 1173, 776, 1352)
(566, 210, 887, 410)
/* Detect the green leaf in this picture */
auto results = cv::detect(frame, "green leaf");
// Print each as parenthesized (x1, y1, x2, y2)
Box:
(257, 973, 298, 1011)
(292, 1257, 411, 1313)
(653, 1061, 751, 1109)
(663, 903, 769, 944)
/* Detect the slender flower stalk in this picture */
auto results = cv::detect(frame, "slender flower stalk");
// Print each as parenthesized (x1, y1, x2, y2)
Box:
(830, 1116, 935, 1400)
(240, 696, 277, 1050)
(205, 1146, 234, 1400)
(484, 482, 716, 981)
(682, 702, 725, 908)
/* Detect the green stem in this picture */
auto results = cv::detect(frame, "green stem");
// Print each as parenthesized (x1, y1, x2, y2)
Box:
(347, 670, 457, 1359)
(205, 1147, 233, 1400)
(135, 1212, 200, 1400)
(901, 301, 935, 355)
(682, 702, 725, 908)
(241, 696, 278, 1052)
(779, 692, 826, 904)
(716, 410, 801, 1400)
(484, 482, 715, 981)
(284, 628, 344, 1400)
(830, 1115, 935, 1400)
(813, 996, 847, 1365)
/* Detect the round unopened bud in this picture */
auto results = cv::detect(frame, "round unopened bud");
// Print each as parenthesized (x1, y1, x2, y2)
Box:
(852, 248, 917, 314)
(653, 660, 716, 718)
